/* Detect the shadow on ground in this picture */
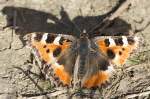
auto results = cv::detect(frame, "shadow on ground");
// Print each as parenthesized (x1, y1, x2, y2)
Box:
(2, 5, 131, 46)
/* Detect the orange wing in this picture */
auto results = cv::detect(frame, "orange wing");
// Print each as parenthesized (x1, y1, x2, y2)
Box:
(28, 32, 76, 86)
(95, 36, 138, 66)
(81, 51, 113, 88)
(81, 36, 139, 88)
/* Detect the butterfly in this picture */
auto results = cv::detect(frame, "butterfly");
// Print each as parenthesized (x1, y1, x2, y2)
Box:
(27, 31, 138, 89)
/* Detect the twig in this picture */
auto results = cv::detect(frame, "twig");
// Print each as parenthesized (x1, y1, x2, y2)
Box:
(14, 66, 44, 92)
(14, 66, 52, 99)
(89, 0, 132, 35)
(21, 89, 67, 97)
(47, 89, 67, 97)
(125, 90, 150, 98)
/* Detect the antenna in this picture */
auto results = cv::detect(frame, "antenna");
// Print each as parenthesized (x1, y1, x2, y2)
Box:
(72, 21, 82, 34)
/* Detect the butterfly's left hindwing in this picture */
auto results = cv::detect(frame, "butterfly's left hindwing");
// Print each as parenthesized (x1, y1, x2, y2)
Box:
(27, 32, 76, 86)
(82, 51, 113, 88)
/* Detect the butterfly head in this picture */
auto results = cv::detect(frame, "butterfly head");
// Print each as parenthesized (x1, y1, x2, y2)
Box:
(80, 30, 88, 39)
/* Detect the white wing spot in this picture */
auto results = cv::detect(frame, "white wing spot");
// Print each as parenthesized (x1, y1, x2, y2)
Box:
(106, 65, 114, 73)
(41, 33, 48, 43)
(31, 33, 36, 41)
(54, 62, 61, 67)
(109, 38, 116, 46)
(53, 36, 61, 45)
(122, 36, 128, 46)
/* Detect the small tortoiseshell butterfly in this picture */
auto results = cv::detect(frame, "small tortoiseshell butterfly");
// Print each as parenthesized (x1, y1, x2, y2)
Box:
(27, 31, 138, 89)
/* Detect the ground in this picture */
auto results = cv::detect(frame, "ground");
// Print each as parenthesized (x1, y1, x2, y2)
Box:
(0, 0, 150, 99)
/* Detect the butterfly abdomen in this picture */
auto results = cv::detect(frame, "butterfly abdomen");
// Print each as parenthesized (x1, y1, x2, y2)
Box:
(78, 37, 90, 78)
